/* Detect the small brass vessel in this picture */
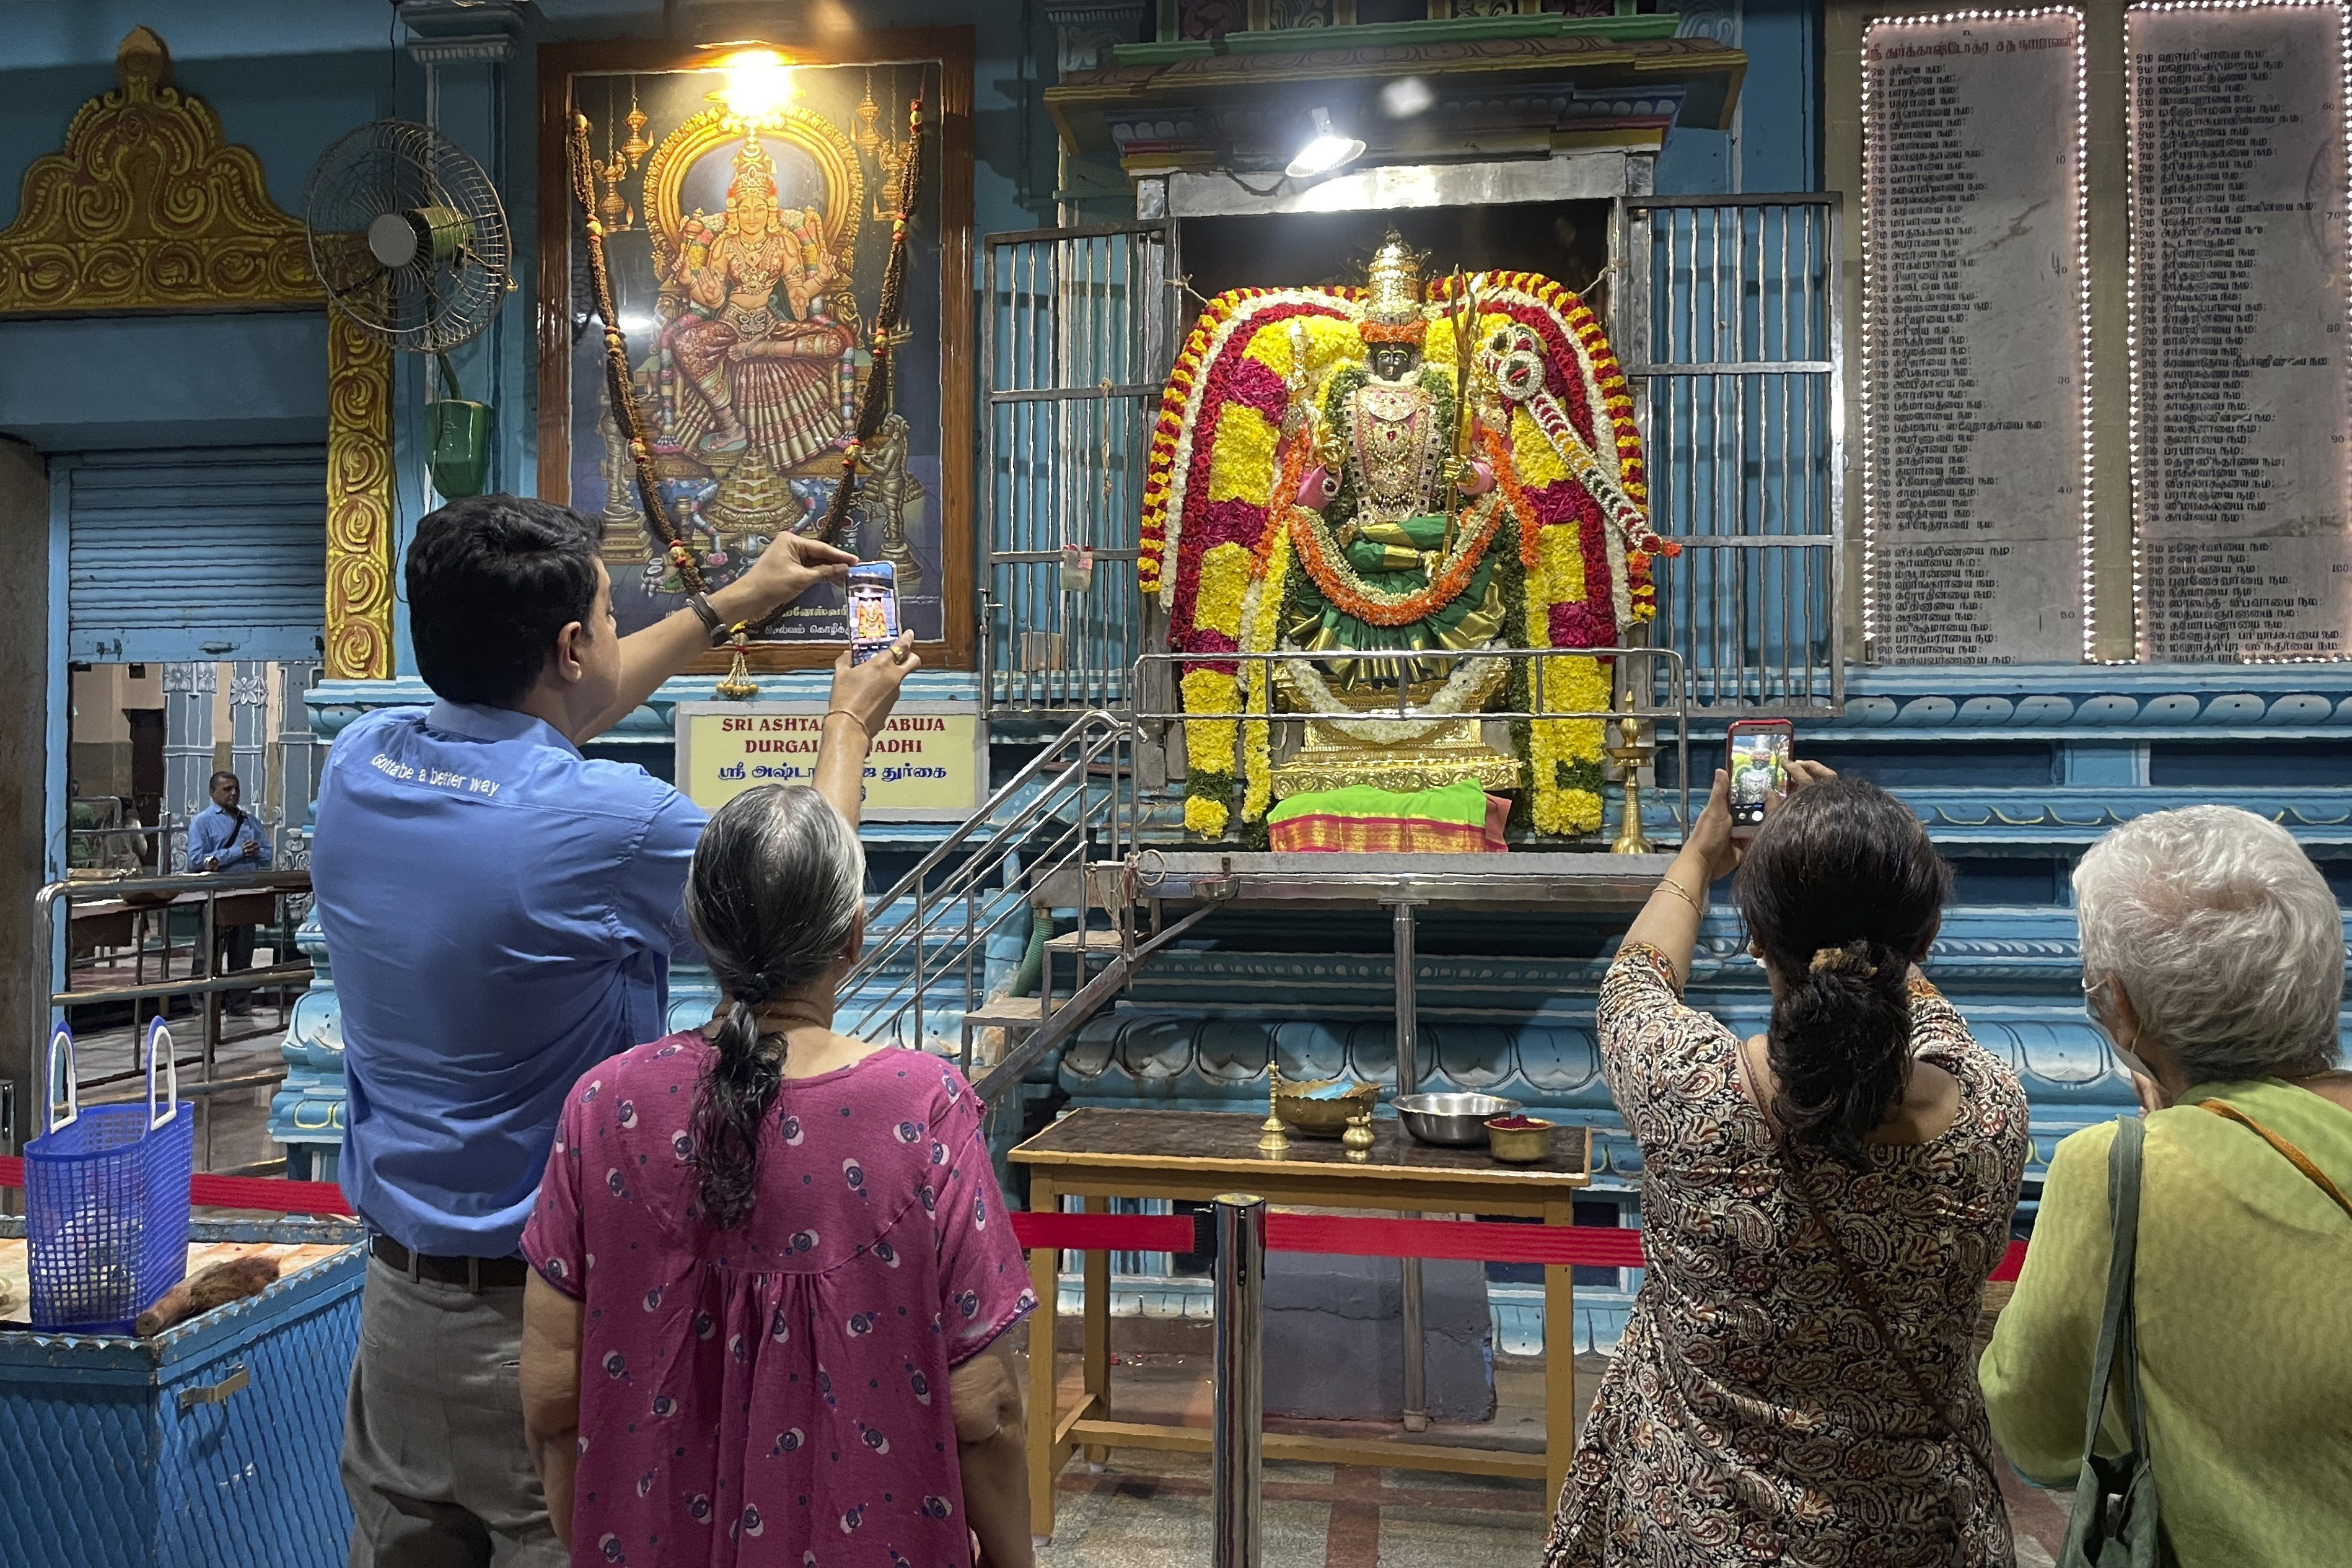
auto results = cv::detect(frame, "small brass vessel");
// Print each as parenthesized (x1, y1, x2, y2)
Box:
(1343, 1108, 1376, 1163)
(1486, 1115, 1556, 1165)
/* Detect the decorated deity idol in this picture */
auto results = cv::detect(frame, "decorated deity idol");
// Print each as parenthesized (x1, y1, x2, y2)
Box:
(1141, 231, 1674, 844)
(1289, 237, 1499, 688)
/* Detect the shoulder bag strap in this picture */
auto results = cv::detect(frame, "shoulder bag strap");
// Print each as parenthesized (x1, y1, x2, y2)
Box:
(1778, 1142, 1967, 1429)
(2079, 1114, 2146, 1465)
(2195, 1099, 2352, 1221)
(1735, 1037, 1999, 1478)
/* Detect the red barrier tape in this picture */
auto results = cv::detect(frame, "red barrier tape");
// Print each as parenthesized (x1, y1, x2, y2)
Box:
(0, 1156, 354, 1217)
(0, 1158, 2032, 1280)
(1012, 1211, 2035, 1281)
(1011, 1209, 1646, 1267)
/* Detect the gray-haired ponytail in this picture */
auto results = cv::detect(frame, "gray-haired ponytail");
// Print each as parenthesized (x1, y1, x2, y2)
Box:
(683, 784, 866, 1227)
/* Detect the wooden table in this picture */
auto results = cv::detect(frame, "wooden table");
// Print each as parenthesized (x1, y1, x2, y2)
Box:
(1009, 1107, 1593, 1536)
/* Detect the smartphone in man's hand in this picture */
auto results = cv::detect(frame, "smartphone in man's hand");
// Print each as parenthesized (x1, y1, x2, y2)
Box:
(846, 562, 900, 666)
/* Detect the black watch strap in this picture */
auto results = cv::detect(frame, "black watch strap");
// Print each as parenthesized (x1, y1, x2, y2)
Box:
(687, 592, 730, 647)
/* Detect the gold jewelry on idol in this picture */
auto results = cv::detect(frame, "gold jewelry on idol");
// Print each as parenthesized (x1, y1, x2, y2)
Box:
(1360, 232, 1428, 344)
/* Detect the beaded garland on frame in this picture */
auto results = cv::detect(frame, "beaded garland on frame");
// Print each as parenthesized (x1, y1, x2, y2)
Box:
(1141, 271, 1666, 842)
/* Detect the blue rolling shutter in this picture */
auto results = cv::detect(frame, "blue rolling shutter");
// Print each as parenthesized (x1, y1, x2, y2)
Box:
(67, 445, 329, 664)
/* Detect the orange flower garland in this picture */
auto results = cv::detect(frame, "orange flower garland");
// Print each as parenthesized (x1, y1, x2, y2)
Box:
(1286, 494, 1505, 628)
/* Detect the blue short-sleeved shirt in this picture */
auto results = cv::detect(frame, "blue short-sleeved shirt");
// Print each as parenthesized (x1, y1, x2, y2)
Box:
(309, 700, 707, 1257)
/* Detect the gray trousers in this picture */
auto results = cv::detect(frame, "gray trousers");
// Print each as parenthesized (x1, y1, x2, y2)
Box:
(343, 1256, 566, 1568)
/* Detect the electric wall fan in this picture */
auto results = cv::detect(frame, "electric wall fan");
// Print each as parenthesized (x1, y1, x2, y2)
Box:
(305, 119, 514, 497)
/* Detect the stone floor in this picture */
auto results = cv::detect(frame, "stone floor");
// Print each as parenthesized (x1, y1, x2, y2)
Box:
(1019, 1346, 2076, 1567)
(70, 985, 291, 1175)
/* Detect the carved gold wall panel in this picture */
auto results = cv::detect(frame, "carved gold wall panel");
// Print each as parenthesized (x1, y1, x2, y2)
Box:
(0, 27, 398, 680)
(326, 306, 395, 680)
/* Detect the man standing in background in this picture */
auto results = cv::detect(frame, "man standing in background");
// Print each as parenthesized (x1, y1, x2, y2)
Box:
(186, 769, 269, 1017)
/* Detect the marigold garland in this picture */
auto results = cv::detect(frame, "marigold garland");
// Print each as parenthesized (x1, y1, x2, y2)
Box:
(1184, 786, 1233, 839)
(1206, 403, 1279, 506)
(1148, 271, 1646, 841)
(1239, 532, 1290, 822)
(1288, 492, 1504, 628)
(1193, 543, 1255, 640)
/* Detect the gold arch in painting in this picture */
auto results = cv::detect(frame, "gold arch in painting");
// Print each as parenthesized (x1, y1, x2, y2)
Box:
(0, 27, 395, 680)
(641, 105, 866, 283)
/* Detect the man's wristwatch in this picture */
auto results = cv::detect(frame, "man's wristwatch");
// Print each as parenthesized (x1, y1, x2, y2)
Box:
(687, 592, 732, 647)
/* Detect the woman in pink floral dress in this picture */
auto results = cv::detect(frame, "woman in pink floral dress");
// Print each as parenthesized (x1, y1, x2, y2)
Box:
(1548, 765, 2029, 1566)
(519, 781, 1036, 1568)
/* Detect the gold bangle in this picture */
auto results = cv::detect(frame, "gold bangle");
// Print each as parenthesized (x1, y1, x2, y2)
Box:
(823, 709, 869, 743)
(1652, 878, 1706, 917)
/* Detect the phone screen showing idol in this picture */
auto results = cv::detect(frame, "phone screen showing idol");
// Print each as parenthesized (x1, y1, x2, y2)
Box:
(846, 562, 900, 665)
(1727, 724, 1793, 833)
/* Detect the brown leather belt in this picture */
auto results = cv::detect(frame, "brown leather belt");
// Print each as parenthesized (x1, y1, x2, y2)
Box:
(371, 1235, 530, 1291)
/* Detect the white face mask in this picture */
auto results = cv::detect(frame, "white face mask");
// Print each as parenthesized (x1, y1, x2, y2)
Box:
(2082, 974, 2154, 1080)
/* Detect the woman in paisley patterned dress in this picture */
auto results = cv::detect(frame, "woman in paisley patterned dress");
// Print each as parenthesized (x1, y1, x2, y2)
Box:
(1547, 764, 2029, 1567)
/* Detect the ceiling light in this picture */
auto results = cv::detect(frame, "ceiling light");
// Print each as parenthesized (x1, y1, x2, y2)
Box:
(713, 48, 796, 120)
(1380, 77, 1434, 118)
(1285, 107, 1365, 180)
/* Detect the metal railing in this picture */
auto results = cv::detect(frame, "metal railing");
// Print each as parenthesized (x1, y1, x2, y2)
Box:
(842, 646, 1697, 1105)
(29, 869, 312, 1163)
(1617, 195, 1845, 715)
(837, 713, 1133, 1062)
(1212, 1193, 1265, 1568)
(1126, 646, 1697, 833)
(56, 817, 182, 881)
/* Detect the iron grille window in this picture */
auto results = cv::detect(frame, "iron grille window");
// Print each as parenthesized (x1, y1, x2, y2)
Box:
(1617, 196, 1846, 715)
(980, 222, 1172, 714)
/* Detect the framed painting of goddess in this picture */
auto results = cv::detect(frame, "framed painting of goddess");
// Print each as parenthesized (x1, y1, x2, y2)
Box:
(537, 31, 975, 671)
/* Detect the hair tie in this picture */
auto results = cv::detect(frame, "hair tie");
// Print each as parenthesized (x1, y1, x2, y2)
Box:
(1809, 945, 1877, 978)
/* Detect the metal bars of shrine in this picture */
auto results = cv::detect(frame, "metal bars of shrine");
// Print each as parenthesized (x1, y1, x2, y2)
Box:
(979, 221, 1173, 717)
(1617, 194, 1846, 717)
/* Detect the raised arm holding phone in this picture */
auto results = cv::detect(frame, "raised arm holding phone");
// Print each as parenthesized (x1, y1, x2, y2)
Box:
(1546, 741, 2032, 1567)
(310, 495, 918, 1567)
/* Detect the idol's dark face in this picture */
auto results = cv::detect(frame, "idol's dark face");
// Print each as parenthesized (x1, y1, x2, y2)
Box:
(1369, 343, 1418, 382)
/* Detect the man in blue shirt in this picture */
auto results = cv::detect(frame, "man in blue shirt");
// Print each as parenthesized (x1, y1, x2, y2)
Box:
(310, 494, 916, 1566)
(187, 769, 271, 1015)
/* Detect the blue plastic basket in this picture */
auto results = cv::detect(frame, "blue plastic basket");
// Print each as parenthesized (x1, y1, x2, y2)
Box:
(24, 1021, 195, 1334)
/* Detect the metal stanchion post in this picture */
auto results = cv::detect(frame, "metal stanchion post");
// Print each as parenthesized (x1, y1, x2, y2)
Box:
(1211, 1192, 1265, 1568)
(1392, 901, 1429, 1434)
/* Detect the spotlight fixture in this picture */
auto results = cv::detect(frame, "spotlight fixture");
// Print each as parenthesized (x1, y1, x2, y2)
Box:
(1285, 106, 1365, 180)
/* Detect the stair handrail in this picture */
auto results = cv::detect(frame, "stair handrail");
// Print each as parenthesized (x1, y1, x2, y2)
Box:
(839, 710, 1131, 1043)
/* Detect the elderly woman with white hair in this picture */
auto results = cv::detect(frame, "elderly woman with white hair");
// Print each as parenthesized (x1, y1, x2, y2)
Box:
(1981, 805, 2352, 1566)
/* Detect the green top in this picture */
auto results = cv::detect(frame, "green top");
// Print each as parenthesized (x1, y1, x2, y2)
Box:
(1980, 1079, 2352, 1566)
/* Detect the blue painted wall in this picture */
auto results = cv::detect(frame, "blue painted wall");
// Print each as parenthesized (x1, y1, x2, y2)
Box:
(1659, 0, 1818, 196)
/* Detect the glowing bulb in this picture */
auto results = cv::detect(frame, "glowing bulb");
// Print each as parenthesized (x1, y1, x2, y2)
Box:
(717, 50, 794, 120)
(1380, 77, 1434, 118)
(1285, 107, 1365, 181)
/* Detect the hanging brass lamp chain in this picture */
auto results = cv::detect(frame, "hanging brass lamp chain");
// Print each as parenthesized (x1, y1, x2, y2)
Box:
(568, 109, 760, 695)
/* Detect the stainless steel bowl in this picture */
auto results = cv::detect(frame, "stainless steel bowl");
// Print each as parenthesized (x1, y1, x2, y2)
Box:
(1395, 1092, 1524, 1147)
